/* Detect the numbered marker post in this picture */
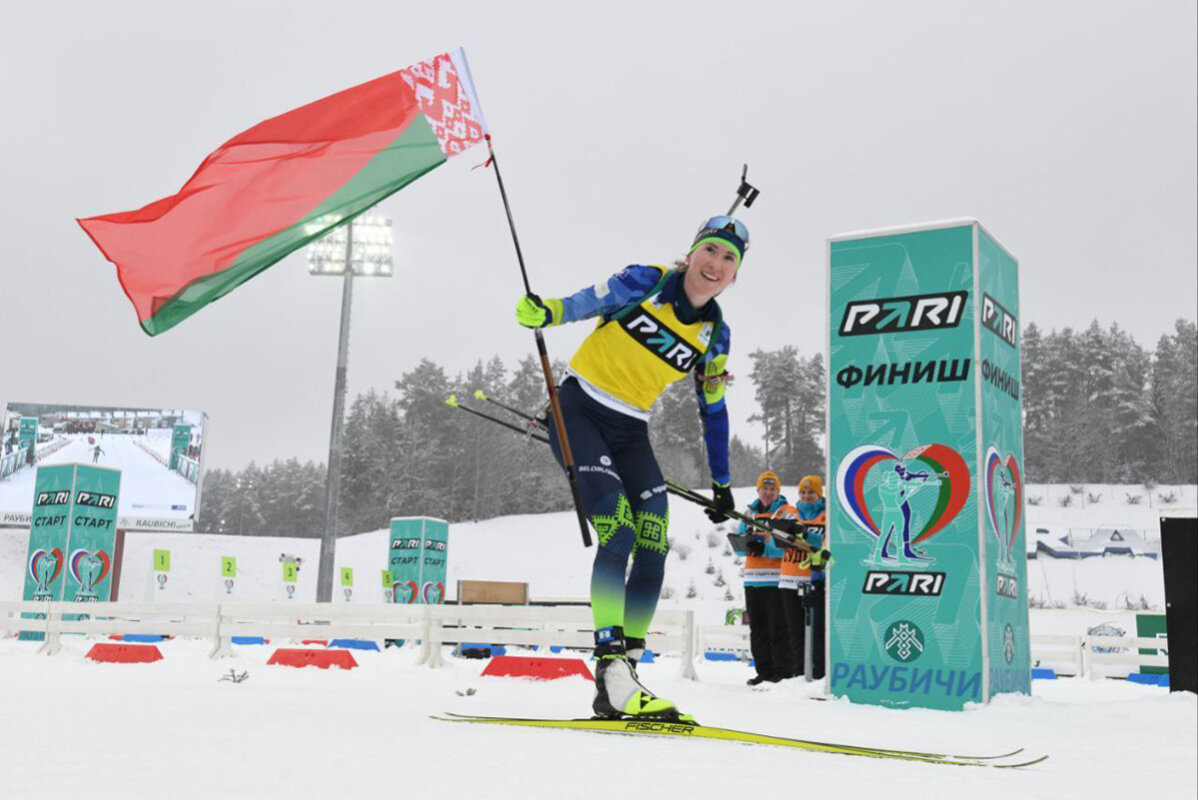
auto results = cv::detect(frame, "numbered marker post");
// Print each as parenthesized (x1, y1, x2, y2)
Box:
(220, 555, 236, 595)
(153, 549, 171, 592)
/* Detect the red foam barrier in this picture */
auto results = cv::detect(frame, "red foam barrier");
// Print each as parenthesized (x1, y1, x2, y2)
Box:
(86, 643, 163, 664)
(481, 656, 594, 681)
(301, 639, 328, 646)
(267, 648, 357, 670)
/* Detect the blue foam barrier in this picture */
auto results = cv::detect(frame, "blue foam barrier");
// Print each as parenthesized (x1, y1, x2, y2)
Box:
(638, 650, 656, 664)
(1031, 668, 1057, 680)
(454, 643, 507, 657)
(328, 639, 380, 652)
(232, 636, 267, 645)
(122, 634, 163, 643)
(704, 651, 741, 662)
(1127, 673, 1170, 686)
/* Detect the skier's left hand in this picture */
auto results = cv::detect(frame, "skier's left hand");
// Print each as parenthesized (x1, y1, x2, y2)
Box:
(705, 483, 735, 523)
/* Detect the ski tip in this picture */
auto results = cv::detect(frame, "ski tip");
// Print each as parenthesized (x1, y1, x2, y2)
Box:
(445, 394, 459, 407)
(996, 754, 1049, 769)
(473, 389, 488, 399)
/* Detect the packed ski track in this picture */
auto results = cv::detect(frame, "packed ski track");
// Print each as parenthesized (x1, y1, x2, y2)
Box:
(0, 636, 1193, 798)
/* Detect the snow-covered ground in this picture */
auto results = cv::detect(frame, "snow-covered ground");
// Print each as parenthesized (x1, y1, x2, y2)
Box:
(0, 484, 1193, 798)
(0, 433, 198, 519)
(0, 636, 1192, 799)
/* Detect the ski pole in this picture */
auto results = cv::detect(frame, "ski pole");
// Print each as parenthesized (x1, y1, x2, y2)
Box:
(445, 395, 549, 444)
(473, 389, 545, 430)
(663, 479, 822, 553)
(444, 396, 826, 555)
(483, 134, 592, 549)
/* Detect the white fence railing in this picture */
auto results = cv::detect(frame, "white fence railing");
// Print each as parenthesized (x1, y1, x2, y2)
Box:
(696, 625, 1167, 680)
(175, 453, 200, 483)
(0, 601, 1166, 682)
(0, 446, 27, 478)
(0, 601, 698, 678)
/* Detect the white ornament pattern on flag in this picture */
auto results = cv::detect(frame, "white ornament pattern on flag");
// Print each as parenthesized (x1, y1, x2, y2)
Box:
(400, 53, 485, 157)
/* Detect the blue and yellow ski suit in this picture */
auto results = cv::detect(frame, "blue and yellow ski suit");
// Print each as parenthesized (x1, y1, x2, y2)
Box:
(546, 264, 731, 638)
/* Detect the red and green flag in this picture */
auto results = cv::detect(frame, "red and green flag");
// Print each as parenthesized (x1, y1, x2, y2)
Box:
(78, 49, 486, 336)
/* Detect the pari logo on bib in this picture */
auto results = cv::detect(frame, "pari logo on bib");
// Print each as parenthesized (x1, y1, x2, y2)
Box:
(836, 444, 970, 567)
(984, 447, 1022, 572)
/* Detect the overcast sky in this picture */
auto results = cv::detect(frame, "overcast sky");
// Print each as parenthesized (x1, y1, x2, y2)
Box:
(1, 0, 1194, 472)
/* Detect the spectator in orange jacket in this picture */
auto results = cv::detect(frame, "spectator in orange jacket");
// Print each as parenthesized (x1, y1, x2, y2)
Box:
(732, 470, 796, 685)
(792, 474, 827, 679)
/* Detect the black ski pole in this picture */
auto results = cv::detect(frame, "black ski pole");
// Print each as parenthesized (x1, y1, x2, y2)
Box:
(483, 134, 592, 548)
(473, 389, 545, 430)
(444, 396, 827, 557)
(446, 395, 549, 444)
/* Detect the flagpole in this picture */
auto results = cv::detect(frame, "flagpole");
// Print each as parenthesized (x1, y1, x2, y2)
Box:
(483, 134, 592, 548)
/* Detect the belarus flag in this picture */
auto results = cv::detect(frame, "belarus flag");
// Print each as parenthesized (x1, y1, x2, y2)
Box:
(79, 49, 486, 336)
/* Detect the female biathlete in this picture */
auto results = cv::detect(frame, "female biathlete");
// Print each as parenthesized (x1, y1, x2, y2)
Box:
(515, 216, 747, 720)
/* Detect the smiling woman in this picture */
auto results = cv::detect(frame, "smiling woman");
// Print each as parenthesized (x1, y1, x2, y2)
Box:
(513, 214, 748, 721)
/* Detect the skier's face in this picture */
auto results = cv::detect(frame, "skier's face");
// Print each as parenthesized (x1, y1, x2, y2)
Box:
(683, 241, 738, 305)
(757, 483, 779, 506)
(798, 487, 819, 504)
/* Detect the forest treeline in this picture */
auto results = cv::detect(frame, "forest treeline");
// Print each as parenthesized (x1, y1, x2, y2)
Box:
(195, 319, 1196, 537)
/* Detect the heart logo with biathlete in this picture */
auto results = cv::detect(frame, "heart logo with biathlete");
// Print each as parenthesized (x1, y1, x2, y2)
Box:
(392, 581, 419, 604)
(68, 549, 111, 591)
(422, 581, 445, 605)
(984, 446, 1022, 570)
(29, 547, 64, 592)
(836, 443, 970, 565)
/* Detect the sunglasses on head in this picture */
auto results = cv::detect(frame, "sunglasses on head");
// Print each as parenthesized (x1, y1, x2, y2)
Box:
(697, 216, 750, 245)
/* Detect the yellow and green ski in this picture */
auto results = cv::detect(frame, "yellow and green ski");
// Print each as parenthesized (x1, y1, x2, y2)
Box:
(433, 713, 1047, 769)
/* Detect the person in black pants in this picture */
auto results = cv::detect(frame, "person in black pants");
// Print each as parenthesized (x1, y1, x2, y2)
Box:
(735, 471, 794, 685)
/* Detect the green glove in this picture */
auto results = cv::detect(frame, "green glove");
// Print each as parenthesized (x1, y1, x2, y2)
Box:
(515, 294, 563, 328)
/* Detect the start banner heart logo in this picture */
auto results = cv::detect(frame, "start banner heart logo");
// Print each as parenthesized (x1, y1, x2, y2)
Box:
(393, 580, 420, 604)
(29, 547, 64, 591)
(422, 581, 445, 605)
(68, 549, 111, 589)
(836, 443, 970, 567)
(984, 446, 1022, 571)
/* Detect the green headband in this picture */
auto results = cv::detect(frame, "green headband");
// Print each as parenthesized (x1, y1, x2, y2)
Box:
(689, 236, 743, 266)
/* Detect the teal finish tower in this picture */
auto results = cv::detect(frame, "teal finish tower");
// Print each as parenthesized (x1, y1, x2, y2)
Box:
(826, 220, 1029, 710)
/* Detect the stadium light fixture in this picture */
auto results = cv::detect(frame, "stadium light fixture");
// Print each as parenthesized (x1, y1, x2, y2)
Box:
(306, 214, 394, 276)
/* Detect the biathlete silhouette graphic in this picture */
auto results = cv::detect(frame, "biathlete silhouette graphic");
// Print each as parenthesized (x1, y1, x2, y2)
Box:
(993, 465, 1017, 570)
(869, 462, 950, 566)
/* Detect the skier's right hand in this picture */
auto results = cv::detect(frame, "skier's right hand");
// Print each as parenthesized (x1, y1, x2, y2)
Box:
(745, 537, 765, 557)
(705, 482, 735, 523)
(515, 294, 563, 328)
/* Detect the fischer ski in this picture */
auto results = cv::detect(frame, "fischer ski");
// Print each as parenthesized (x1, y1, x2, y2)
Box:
(432, 713, 1046, 768)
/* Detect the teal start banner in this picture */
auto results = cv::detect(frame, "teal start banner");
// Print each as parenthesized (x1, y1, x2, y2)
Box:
(21, 464, 122, 639)
(19, 417, 37, 455)
(827, 220, 1028, 710)
(169, 424, 192, 471)
(388, 517, 448, 604)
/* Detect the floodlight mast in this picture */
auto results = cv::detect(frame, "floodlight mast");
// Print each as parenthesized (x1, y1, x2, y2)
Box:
(308, 215, 392, 603)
